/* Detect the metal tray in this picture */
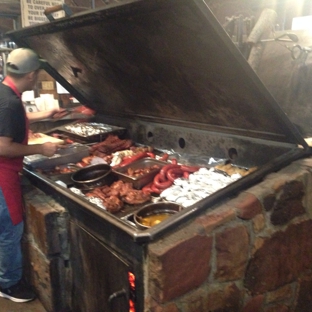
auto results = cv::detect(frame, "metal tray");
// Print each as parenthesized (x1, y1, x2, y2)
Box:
(23, 145, 90, 170)
(113, 158, 167, 189)
(56, 122, 127, 143)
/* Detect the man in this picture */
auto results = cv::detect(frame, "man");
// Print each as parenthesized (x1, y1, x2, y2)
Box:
(0, 48, 61, 303)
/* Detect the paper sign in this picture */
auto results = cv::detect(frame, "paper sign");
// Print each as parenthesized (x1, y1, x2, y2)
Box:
(41, 81, 54, 90)
(21, 0, 65, 27)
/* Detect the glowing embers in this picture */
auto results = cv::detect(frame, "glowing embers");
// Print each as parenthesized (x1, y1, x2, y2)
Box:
(128, 272, 136, 312)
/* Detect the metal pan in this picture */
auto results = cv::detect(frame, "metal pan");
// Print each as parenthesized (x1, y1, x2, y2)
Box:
(71, 164, 115, 190)
(113, 158, 167, 189)
(134, 202, 182, 229)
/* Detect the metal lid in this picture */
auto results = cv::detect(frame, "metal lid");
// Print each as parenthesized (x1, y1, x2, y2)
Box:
(6, 0, 306, 146)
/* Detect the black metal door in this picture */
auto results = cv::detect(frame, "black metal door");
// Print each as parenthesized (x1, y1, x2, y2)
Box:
(69, 220, 131, 312)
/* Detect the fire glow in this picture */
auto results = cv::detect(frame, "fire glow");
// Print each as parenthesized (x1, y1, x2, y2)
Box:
(128, 272, 136, 312)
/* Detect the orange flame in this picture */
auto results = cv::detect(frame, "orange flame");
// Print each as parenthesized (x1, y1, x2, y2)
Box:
(128, 272, 136, 312)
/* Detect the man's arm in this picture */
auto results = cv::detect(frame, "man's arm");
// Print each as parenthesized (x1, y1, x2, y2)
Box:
(27, 108, 67, 123)
(0, 136, 60, 158)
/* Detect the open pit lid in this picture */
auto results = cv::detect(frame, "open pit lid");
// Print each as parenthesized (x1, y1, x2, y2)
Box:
(6, 0, 308, 147)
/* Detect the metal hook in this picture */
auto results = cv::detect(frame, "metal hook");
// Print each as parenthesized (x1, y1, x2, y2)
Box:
(287, 44, 312, 60)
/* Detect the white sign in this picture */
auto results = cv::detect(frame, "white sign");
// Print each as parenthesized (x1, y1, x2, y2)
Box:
(21, 0, 65, 27)
(292, 15, 312, 32)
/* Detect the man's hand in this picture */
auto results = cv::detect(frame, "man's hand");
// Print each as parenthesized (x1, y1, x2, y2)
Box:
(41, 142, 59, 157)
(51, 108, 69, 119)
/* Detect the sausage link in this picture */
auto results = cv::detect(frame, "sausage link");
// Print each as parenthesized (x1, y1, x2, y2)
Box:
(160, 164, 181, 177)
(151, 183, 161, 194)
(159, 153, 169, 161)
(142, 182, 153, 193)
(153, 173, 173, 189)
(180, 165, 201, 173)
(170, 158, 178, 165)
(118, 151, 149, 167)
(183, 171, 190, 179)
(167, 168, 184, 182)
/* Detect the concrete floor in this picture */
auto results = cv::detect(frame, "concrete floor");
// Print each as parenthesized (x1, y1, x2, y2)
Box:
(0, 297, 47, 312)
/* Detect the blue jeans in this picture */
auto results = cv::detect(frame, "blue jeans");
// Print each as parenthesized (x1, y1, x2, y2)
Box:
(0, 188, 23, 289)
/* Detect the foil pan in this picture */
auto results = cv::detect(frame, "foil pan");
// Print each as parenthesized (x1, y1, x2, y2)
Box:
(56, 122, 126, 142)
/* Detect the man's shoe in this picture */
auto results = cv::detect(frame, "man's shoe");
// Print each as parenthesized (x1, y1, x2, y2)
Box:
(0, 281, 36, 303)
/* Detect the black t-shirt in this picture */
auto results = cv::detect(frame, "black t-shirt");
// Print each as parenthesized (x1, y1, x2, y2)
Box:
(0, 83, 26, 143)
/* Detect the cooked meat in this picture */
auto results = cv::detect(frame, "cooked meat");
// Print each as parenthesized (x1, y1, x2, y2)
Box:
(122, 190, 151, 205)
(84, 180, 150, 212)
(110, 180, 133, 196)
(102, 196, 124, 213)
(89, 134, 133, 156)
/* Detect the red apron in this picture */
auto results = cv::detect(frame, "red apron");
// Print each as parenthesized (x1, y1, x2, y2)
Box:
(0, 77, 29, 225)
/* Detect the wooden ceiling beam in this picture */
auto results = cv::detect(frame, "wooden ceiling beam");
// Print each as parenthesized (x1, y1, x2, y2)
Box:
(0, 3, 20, 36)
(0, 3, 20, 17)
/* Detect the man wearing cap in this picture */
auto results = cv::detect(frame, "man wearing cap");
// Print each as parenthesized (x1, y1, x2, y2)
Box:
(0, 48, 61, 303)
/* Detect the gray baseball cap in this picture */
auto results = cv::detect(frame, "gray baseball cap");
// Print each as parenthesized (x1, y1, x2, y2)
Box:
(6, 48, 43, 74)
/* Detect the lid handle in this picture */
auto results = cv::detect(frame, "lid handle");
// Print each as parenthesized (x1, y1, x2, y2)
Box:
(44, 4, 73, 22)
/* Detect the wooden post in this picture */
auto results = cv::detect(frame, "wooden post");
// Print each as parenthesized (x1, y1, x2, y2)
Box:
(247, 9, 277, 72)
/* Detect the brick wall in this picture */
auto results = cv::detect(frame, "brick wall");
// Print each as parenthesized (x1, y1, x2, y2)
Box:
(22, 183, 71, 312)
(146, 157, 312, 311)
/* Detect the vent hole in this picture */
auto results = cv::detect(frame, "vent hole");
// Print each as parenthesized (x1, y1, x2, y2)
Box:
(178, 137, 186, 149)
(228, 148, 238, 160)
(147, 131, 154, 142)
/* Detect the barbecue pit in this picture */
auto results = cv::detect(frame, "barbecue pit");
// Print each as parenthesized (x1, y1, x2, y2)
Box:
(6, 0, 312, 311)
